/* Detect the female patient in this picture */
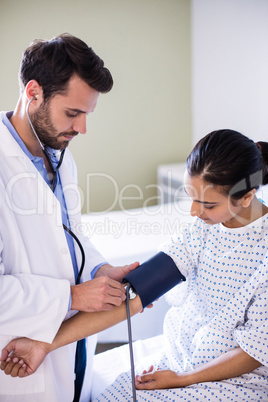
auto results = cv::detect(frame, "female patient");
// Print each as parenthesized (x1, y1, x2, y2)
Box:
(1, 129, 268, 401)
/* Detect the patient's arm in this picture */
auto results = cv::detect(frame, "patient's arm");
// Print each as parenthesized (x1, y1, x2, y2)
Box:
(0, 295, 142, 378)
(135, 347, 262, 390)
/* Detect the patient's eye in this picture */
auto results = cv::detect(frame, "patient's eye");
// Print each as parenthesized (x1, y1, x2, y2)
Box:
(204, 204, 217, 210)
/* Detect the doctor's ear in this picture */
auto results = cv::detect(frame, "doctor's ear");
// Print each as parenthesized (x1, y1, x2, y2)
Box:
(25, 80, 43, 103)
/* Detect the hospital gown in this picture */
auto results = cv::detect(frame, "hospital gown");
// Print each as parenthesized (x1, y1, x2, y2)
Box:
(95, 215, 268, 401)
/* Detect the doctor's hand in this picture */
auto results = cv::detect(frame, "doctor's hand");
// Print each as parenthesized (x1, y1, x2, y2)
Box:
(96, 262, 157, 311)
(0, 338, 49, 378)
(71, 275, 129, 312)
(94, 261, 140, 283)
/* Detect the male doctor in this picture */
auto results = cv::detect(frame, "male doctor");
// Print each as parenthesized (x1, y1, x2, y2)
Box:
(0, 33, 137, 402)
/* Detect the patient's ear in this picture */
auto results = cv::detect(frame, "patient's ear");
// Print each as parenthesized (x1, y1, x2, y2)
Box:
(241, 189, 256, 208)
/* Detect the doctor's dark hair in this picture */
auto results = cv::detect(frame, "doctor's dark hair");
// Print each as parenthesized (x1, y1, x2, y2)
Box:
(186, 129, 268, 200)
(19, 33, 113, 101)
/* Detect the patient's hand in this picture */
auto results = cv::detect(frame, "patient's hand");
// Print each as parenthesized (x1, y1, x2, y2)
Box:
(135, 366, 182, 389)
(0, 338, 49, 377)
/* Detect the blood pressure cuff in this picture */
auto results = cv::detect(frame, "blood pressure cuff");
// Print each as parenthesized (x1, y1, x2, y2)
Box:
(123, 251, 186, 308)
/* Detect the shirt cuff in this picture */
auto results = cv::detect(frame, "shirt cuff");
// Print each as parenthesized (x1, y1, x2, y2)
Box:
(91, 262, 108, 279)
(68, 292, 72, 311)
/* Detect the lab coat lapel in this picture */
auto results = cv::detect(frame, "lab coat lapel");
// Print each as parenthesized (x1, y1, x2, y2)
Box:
(0, 120, 75, 282)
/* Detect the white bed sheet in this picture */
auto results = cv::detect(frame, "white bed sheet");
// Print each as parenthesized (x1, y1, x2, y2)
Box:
(91, 334, 164, 401)
(81, 200, 192, 342)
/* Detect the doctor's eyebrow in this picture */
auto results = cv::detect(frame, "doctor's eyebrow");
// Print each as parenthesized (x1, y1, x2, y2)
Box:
(66, 108, 88, 114)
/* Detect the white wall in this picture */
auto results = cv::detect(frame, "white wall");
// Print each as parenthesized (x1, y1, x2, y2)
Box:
(0, 0, 191, 213)
(192, 0, 268, 144)
(2, 0, 266, 213)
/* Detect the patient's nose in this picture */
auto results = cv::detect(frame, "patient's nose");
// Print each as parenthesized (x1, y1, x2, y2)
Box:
(190, 201, 203, 217)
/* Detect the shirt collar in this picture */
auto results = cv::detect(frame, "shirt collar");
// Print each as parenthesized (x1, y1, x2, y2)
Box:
(2, 111, 60, 164)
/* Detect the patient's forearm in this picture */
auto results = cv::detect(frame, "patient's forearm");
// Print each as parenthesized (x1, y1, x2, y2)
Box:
(0, 297, 142, 378)
(49, 295, 142, 352)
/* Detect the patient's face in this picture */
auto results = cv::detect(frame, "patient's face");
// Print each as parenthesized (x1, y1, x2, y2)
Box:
(184, 173, 245, 228)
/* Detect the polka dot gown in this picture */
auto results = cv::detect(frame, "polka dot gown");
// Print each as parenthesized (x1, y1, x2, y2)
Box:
(95, 215, 268, 401)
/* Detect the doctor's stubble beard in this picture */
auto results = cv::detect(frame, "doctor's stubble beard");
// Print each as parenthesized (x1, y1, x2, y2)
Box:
(30, 100, 78, 150)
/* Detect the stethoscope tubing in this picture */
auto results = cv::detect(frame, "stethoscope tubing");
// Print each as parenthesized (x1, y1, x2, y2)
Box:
(26, 98, 85, 284)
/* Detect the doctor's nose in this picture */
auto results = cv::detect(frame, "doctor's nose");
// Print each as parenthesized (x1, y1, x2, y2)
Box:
(72, 114, 87, 134)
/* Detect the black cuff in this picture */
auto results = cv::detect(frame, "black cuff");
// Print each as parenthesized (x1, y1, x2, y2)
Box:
(123, 252, 186, 308)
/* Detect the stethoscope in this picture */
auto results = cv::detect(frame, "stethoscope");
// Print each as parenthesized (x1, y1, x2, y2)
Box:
(26, 97, 85, 285)
(27, 97, 138, 399)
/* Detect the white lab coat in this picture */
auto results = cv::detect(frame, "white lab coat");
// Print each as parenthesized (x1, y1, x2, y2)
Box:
(0, 114, 105, 401)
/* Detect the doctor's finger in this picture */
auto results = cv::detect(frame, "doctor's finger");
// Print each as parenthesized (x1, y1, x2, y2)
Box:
(107, 285, 126, 299)
(106, 277, 126, 292)
(102, 293, 126, 308)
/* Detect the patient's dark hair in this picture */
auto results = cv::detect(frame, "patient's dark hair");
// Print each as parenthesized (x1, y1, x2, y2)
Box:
(186, 129, 268, 199)
(19, 33, 113, 101)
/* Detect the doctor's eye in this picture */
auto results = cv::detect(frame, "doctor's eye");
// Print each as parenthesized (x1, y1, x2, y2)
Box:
(66, 111, 78, 118)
